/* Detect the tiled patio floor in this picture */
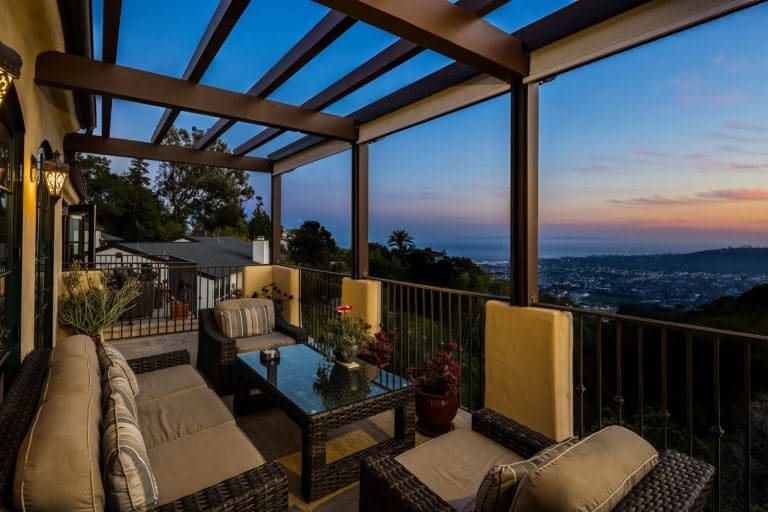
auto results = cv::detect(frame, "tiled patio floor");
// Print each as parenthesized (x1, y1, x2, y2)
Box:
(110, 333, 470, 511)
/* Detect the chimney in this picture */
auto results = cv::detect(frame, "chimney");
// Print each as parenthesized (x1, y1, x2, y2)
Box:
(252, 237, 270, 264)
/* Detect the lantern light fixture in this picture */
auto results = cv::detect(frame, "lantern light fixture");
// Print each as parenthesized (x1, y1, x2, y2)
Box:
(0, 40, 22, 107)
(42, 152, 69, 201)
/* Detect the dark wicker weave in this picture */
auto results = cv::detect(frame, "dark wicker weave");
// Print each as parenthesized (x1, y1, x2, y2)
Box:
(234, 356, 416, 502)
(0, 348, 288, 512)
(359, 407, 715, 512)
(198, 307, 308, 395)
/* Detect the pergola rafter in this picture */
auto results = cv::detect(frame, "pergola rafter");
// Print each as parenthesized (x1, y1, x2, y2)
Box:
(151, 0, 251, 144)
(100, 0, 121, 138)
(194, 10, 356, 150)
(35, 51, 357, 141)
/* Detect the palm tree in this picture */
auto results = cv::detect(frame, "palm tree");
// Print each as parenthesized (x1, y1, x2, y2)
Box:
(387, 230, 414, 253)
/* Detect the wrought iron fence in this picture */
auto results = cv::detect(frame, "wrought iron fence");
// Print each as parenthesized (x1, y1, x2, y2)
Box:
(537, 302, 768, 512)
(295, 267, 346, 342)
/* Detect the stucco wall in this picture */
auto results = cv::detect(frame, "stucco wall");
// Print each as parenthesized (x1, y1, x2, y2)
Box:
(0, 0, 82, 355)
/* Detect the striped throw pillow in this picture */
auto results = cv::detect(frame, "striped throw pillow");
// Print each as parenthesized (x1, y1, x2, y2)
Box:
(102, 368, 159, 512)
(475, 437, 578, 512)
(220, 305, 273, 338)
(98, 343, 140, 396)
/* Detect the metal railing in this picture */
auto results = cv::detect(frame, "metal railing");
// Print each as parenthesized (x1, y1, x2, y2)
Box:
(296, 267, 346, 342)
(67, 260, 250, 341)
(537, 302, 768, 512)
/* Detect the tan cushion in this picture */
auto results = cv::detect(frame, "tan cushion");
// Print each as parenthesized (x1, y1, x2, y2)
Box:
(41, 336, 101, 403)
(98, 343, 140, 396)
(475, 437, 577, 512)
(396, 429, 523, 512)
(215, 298, 275, 331)
(14, 393, 104, 511)
(50, 334, 100, 370)
(135, 365, 206, 404)
(102, 383, 159, 511)
(511, 426, 659, 512)
(220, 305, 273, 338)
(137, 387, 234, 449)
(235, 331, 296, 354)
(148, 423, 265, 505)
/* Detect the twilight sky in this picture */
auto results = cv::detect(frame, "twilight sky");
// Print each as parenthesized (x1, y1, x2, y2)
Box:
(91, 1, 768, 259)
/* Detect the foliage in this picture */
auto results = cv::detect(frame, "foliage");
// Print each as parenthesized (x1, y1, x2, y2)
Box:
(405, 342, 461, 395)
(286, 220, 340, 269)
(387, 229, 413, 253)
(358, 329, 396, 369)
(318, 305, 371, 360)
(248, 195, 271, 240)
(59, 261, 140, 337)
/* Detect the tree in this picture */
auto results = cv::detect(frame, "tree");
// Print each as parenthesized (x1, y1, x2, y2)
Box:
(155, 127, 255, 237)
(247, 196, 271, 240)
(126, 158, 150, 188)
(387, 229, 414, 253)
(286, 221, 339, 269)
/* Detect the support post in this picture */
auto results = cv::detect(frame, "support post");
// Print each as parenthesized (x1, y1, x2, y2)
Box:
(271, 174, 282, 265)
(351, 142, 369, 279)
(510, 80, 539, 306)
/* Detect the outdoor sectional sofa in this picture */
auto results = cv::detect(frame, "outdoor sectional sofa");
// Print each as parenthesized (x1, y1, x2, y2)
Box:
(0, 335, 288, 511)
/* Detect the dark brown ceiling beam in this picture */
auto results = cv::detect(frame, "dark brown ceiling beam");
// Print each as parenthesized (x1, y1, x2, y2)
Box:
(194, 10, 356, 150)
(151, 0, 250, 144)
(311, 0, 527, 80)
(36, 51, 357, 141)
(269, 61, 478, 161)
(64, 133, 272, 172)
(101, 0, 121, 138)
(233, 0, 510, 156)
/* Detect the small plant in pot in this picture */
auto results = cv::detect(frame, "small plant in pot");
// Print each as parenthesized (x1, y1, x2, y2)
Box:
(318, 305, 371, 366)
(405, 342, 461, 436)
(170, 281, 192, 319)
(358, 329, 396, 369)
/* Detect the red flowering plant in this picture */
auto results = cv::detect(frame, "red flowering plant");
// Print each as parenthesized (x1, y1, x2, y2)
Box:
(404, 342, 461, 396)
(358, 329, 396, 369)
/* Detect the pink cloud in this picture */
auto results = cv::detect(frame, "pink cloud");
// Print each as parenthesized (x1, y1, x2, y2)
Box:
(724, 122, 768, 133)
(609, 194, 699, 206)
(632, 147, 672, 158)
(611, 188, 768, 207)
(699, 188, 768, 201)
(678, 92, 744, 106)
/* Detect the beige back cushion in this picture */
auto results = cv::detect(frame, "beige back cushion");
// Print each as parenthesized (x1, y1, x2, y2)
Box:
(215, 298, 275, 331)
(511, 426, 659, 512)
(98, 343, 140, 396)
(484, 301, 573, 442)
(14, 337, 105, 511)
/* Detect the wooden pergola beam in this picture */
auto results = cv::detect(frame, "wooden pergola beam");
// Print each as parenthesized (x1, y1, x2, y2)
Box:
(36, 51, 357, 141)
(311, 0, 528, 80)
(100, 0, 121, 138)
(64, 133, 272, 172)
(195, 10, 355, 150)
(151, 0, 250, 144)
(233, 0, 510, 156)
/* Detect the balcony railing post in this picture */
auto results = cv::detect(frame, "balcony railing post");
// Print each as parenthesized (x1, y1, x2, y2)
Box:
(351, 140, 369, 280)
(271, 173, 282, 265)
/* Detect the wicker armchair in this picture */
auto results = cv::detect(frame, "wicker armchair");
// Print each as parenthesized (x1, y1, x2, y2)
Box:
(198, 306, 307, 395)
(0, 348, 289, 512)
(359, 408, 715, 512)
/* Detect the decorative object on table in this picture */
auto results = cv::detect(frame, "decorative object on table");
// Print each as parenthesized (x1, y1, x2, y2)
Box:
(170, 280, 192, 319)
(312, 361, 372, 411)
(260, 348, 281, 364)
(59, 261, 141, 345)
(318, 304, 371, 370)
(357, 329, 396, 369)
(405, 341, 461, 436)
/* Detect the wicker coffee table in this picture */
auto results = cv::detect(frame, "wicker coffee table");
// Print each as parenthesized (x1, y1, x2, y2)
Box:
(234, 343, 415, 502)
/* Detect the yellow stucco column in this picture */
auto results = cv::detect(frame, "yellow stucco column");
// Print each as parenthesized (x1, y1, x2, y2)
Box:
(241, 265, 300, 325)
(242, 265, 274, 298)
(484, 300, 574, 442)
(340, 277, 381, 332)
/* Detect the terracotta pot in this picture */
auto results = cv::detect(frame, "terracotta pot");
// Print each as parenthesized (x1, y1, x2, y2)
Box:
(171, 302, 190, 320)
(414, 388, 459, 436)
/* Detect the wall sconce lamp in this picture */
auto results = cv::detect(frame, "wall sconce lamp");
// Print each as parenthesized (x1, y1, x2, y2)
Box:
(42, 152, 69, 201)
(0, 39, 22, 107)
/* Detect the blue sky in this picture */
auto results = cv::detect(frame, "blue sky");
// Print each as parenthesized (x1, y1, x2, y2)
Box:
(90, 1, 768, 259)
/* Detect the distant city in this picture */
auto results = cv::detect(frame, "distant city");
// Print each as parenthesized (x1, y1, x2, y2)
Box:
(475, 247, 768, 311)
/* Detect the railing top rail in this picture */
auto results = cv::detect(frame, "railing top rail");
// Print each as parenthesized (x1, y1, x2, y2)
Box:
(284, 264, 350, 278)
(375, 276, 508, 300)
(536, 302, 768, 343)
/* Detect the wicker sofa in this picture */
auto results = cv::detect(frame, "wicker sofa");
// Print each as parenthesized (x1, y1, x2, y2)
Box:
(198, 298, 307, 395)
(360, 408, 715, 512)
(0, 337, 288, 511)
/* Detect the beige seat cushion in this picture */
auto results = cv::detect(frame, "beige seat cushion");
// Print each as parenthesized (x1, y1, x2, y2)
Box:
(148, 423, 266, 506)
(137, 387, 234, 449)
(236, 331, 296, 354)
(511, 426, 659, 512)
(396, 429, 523, 512)
(135, 365, 206, 404)
(215, 298, 275, 331)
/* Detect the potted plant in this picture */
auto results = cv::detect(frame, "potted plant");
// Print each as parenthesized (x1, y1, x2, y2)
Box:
(254, 282, 293, 316)
(405, 342, 461, 436)
(358, 329, 396, 369)
(59, 261, 141, 345)
(170, 281, 192, 319)
(318, 305, 371, 365)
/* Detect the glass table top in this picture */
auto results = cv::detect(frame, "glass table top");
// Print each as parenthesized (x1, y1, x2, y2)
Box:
(238, 343, 411, 416)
